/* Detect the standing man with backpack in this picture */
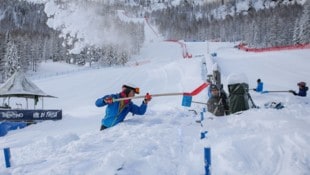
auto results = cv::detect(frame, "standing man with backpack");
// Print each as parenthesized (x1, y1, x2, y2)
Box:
(95, 84, 152, 130)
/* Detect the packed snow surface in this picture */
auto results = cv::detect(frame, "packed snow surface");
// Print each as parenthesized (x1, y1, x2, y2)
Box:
(1, 40, 310, 174)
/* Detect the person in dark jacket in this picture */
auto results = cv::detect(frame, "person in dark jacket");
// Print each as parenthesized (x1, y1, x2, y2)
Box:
(254, 78, 263, 92)
(207, 84, 229, 116)
(95, 84, 152, 130)
(219, 84, 230, 115)
(289, 82, 308, 97)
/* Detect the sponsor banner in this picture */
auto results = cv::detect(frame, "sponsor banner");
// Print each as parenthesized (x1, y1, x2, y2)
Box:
(0, 109, 62, 121)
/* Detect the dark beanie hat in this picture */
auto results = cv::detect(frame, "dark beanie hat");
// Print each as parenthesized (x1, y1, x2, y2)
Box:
(210, 84, 218, 91)
(122, 84, 140, 95)
(123, 88, 132, 96)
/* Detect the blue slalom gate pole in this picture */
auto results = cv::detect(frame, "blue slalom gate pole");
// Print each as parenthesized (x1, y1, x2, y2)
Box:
(200, 111, 204, 122)
(3, 147, 11, 168)
(204, 147, 211, 175)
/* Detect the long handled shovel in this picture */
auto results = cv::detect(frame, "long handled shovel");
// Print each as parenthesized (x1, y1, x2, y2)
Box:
(261, 90, 291, 94)
(192, 101, 207, 105)
(112, 83, 209, 107)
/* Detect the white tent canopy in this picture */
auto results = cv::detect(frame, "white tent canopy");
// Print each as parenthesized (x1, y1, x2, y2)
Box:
(0, 71, 56, 99)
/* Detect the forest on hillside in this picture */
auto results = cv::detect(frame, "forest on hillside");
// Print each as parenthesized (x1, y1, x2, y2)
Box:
(150, 0, 309, 47)
(0, 0, 144, 83)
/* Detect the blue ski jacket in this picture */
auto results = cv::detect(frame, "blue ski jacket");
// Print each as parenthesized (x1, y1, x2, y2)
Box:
(95, 93, 147, 128)
(255, 82, 263, 92)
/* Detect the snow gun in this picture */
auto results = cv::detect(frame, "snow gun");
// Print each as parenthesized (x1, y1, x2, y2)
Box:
(112, 83, 209, 107)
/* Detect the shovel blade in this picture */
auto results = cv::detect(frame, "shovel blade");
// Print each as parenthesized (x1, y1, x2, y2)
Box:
(182, 95, 192, 107)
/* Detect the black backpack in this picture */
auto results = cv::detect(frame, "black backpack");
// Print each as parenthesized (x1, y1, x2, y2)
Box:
(228, 83, 250, 114)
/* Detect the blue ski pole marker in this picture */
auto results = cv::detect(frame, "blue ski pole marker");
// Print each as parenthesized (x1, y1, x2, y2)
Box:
(200, 131, 208, 139)
(3, 147, 11, 168)
(200, 112, 204, 122)
(204, 147, 211, 175)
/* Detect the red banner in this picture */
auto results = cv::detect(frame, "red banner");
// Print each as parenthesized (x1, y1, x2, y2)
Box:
(238, 43, 310, 52)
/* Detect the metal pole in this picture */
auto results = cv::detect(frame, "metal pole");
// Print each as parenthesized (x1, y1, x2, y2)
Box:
(192, 101, 207, 105)
(42, 97, 44, 109)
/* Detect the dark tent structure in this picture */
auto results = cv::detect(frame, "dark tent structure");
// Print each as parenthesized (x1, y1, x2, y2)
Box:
(0, 71, 62, 122)
(0, 71, 56, 109)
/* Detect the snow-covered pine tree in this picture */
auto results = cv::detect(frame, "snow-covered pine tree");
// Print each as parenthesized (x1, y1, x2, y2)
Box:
(4, 40, 21, 80)
(299, 0, 310, 44)
(0, 34, 5, 83)
(293, 18, 301, 44)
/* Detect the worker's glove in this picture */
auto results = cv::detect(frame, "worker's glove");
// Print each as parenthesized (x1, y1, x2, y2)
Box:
(289, 90, 297, 95)
(104, 97, 113, 104)
(144, 93, 152, 104)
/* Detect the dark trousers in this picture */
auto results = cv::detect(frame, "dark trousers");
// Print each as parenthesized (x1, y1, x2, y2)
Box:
(100, 125, 108, 131)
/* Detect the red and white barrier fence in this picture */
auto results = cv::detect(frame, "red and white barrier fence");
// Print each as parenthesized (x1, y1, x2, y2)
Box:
(238, 43, 310, 52)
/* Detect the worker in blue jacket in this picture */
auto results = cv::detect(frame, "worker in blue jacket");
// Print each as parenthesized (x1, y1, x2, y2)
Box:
(95, 84, 152, 130)
(254, 78, 263, 92)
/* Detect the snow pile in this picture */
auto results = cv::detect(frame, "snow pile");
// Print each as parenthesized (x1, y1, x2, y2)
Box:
(227, 73, 249, 85)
